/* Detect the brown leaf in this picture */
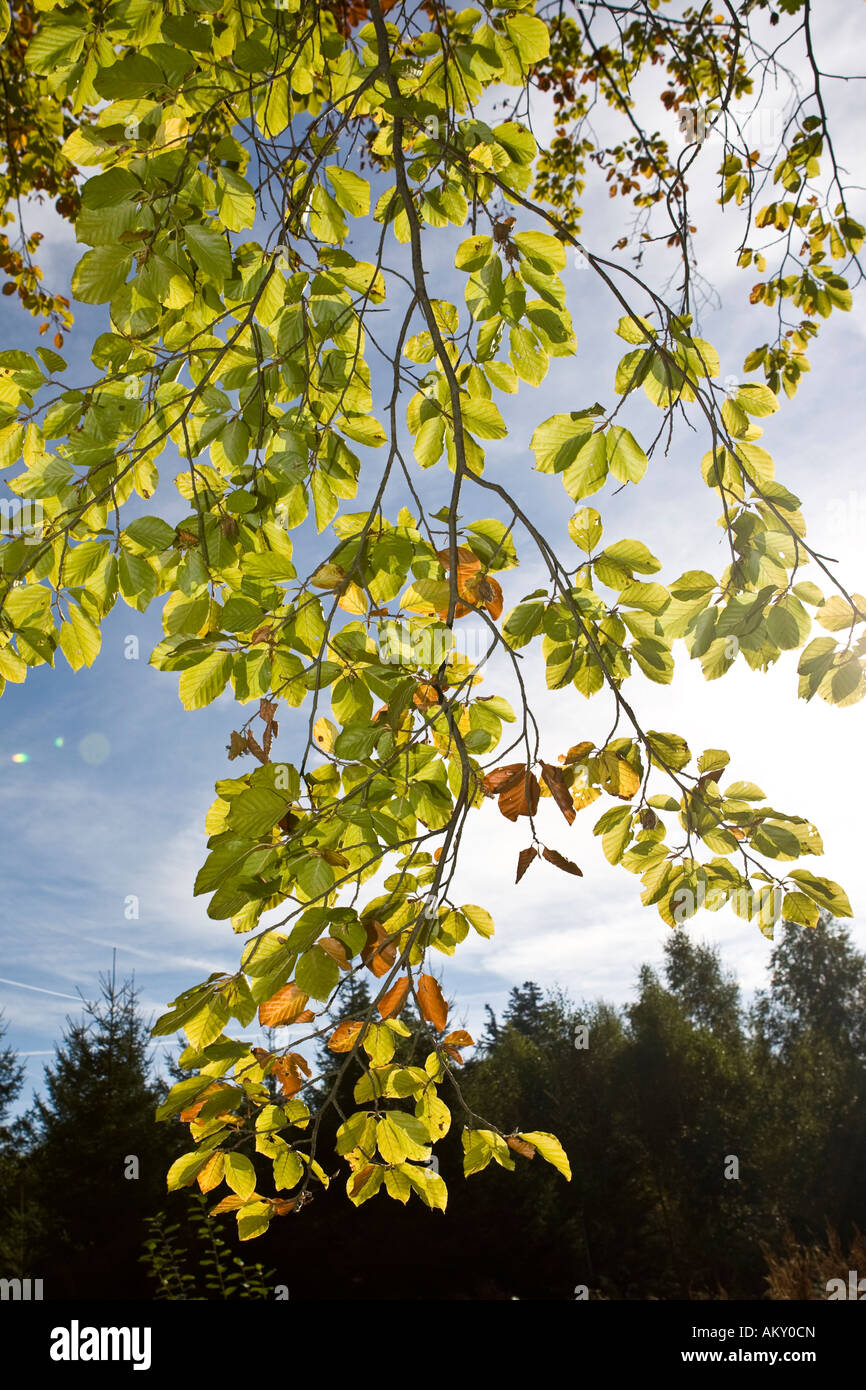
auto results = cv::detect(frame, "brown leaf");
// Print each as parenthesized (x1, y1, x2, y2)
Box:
(507, 1136, 536, 1159)
(442, 1045, 464, 1065)
(417, 974, 449, 1032)
(227, 731, 248, 760)
(327, 1020, 364, 1053)
(245, 730, 267, 764)
(482, 762, 525, 796)
(443, 1030, 474, 1047)
(361, 918, 397, 978)
(377, 976, 410, 1019)
(515, 846, 538, 883)
(542, 847, 584, 877)
(258, 984, 311, 1028)
(541, 761, 576, 825)
(498, 771, 540, 821)
(316, 935, 351, 969)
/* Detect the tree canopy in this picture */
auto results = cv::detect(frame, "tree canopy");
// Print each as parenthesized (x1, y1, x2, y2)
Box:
(0, 0, 863, 1238)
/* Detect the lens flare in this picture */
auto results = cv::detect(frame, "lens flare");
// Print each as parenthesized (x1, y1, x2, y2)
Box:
(12, 753, 29, 764)
(54, 737, 64, 747)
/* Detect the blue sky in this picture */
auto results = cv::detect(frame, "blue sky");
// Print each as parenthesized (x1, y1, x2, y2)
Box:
(2, 0, 865, 1107)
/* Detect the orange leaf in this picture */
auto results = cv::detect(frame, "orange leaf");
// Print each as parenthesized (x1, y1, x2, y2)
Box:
(463, 571, 503, 621)
(437, 544, 481, 575)
(542, 847, 583, 877)
(434, 547, 503, 620)
(269, 1197, 298, 1216)
(258, 984, 311, 1028)
(507, 1136, 536, 1159)
(327, 1020, 364, 1052)
(180, 1082, 228, 1123)
(515, 846, 537, 883)
(271, 1052, 311, 1098)
(196, 1152, 225, 1193)
(541, 761, 576, 825)
(482, 762, 525, 796)
(443, 1030, 474, 1047)
(361, 918, 397, 978)
(412, 682, 442, 709)
(443, 1045, 464, 1065)
(498, 771, 540, 821)
(209, 1194, 246, 1216)
(417, 974, 449, 1032)
(377, 976, 410, 1020)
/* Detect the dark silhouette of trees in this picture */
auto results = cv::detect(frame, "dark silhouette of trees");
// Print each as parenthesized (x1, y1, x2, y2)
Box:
(2, 972, 184, 1299)
(2, 923, 865, 1299)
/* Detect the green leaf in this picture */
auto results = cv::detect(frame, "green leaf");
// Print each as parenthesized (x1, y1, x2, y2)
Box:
(125, 516, 177, 553)
(178, 651, 233, 709)
(568, 508, 602, 552)
(273, 1147, 304, 1190)
(782, 891, 820, 928)
(518, 1130, 572, 1179)
(513, 230, 565, 273)
(71, 245, 133, 304)
(119, 551, 157, 611)
(606, 426, 648, 484)
(461, 903, 494, 938)
(224, 1153, 256, 1199)
(167, 1151, 208, 1191)
(504, 13, 550, 65)
(462, 1128, 513, 1176)
(228, 786, 288, 839)
(237, 1201, 271, 1241)
(563, 433, 608, 500)
(736, 383, 779, 417)
(295, 945, 340, 1000)
(601, 539, 661, 574)
(185, 224, 232, 285)
(455, 235, 493, 271)
(327, 167, 370, 217)
(788, 871, 852, 918)
(58, 604, 101, 672)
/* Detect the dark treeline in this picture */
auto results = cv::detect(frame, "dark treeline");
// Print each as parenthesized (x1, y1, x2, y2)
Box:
(1, 917, 865, 1300)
